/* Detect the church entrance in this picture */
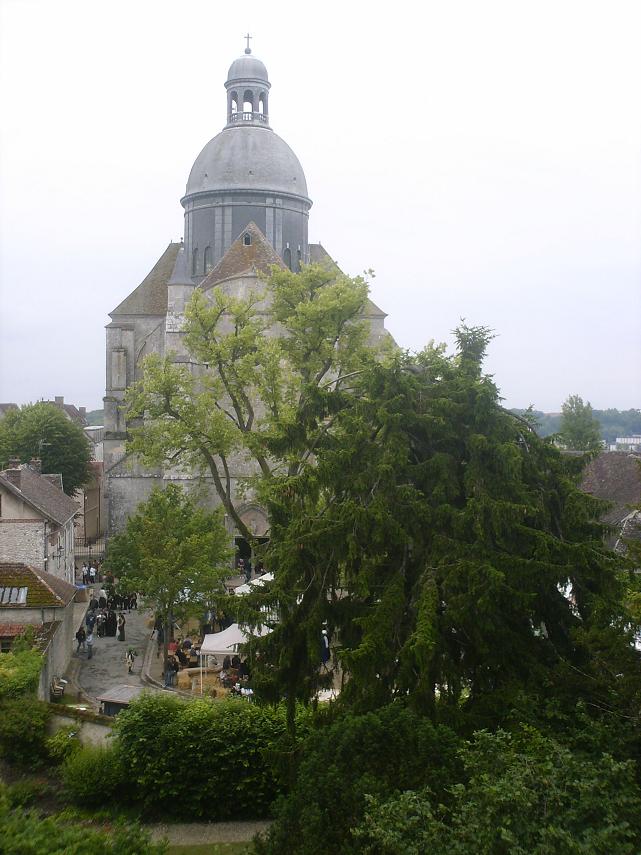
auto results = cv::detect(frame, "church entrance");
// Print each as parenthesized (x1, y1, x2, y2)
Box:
(234, 536, 269, 573)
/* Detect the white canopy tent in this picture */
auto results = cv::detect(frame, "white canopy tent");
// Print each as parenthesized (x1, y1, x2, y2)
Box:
(198, 622, 272, 695)
(232, 572, 274, 596)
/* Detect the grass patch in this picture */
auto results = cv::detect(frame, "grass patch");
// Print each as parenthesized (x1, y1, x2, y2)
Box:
(166, 845, 251, 855)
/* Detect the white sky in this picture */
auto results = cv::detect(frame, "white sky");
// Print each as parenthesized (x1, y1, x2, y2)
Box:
(1, 0, 639, 412)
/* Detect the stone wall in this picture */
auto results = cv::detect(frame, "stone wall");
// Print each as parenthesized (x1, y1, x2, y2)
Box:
(48, 709, 113, 747)
(0, 519, 45, 570)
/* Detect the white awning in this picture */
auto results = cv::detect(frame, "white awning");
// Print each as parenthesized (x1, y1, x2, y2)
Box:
(199, 622, 271, 659)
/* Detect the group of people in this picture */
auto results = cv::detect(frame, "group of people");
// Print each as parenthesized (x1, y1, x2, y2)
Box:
(237, 558, 266, 584)
(79, 562, 100, 585)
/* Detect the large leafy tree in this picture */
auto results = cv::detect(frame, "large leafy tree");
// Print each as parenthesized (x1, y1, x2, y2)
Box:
(0, 402, 91, 494)
(125, 264, 380, 543)
(559, 393, 603, 451)
(244, 326, 641, 731)
(104, 484, 231, 670)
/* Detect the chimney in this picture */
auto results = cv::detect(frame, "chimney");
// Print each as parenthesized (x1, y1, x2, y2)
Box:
(55, 396, 64, 407)
(3, 458, 22, 487)
(28, 457, 42, 474)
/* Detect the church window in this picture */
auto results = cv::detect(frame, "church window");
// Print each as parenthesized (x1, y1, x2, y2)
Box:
(204, 246, 212, 273)
(259, 92, 267, 114)
(192, 248, 199, 275)
(284, 247, 292, 270)
(243, 89, 254, 113)
(297, 248, 302, 270)
(243, 233, 252, 246)
(230, 91, 238, 113)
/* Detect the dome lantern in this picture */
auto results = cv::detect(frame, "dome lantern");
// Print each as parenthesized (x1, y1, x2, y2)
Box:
(225, 37, 271, 127)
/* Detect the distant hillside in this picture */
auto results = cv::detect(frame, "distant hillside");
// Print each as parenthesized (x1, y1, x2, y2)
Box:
(510, 408, 641, 443)
(85, 409, 104, 426)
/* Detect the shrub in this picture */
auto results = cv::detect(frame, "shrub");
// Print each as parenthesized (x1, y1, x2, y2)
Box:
(254, 703, 461, 855)
(45, 725, 81, 764)
(113, 693, 306, 819)
(0, 646, 42, 698)
(0, 784, 166, 855)
(61, 743, 129, 807)
(352, 728, 641, 855)
(5, 779, 52, 809)
(0, 697, 50, 767)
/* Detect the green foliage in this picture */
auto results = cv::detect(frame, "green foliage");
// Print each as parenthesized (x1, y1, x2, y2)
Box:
(254, 704, 461, 855)
(104, 484, 230, 669)
(0, 401, 92, 494)
(0, 698, 50, 767)
(45, 726, 81, 764)
(0, 646, 42, 698)
(61, 743, 129, 806)
(125, 264, 378, 542)
(559, 394, 603, 451)
(0, 783, 166, 855)
(4, 779, 52, 809)
(511, 407, 641, 444)
(113, 693, 307, 819)
(245, 327, 641, 730)
(352, 728, 641, 854)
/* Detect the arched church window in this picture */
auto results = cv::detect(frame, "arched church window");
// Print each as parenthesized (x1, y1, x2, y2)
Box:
(259, 92, 267, 114)
(243, 89, 254, 113)
(230, 91, 238, 113)
(204, 246, 212, 273)
(297, 248, 302, 270)
(243, 233, 252, 246)
(192, 248, 199, 276)
(284, 247, 292, 270)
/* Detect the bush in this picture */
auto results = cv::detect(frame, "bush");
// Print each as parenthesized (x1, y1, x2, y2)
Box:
(254, 703, 461, 855)
(45, 725, 81, 764)
(352, 729, 641, 855)
(0, 697, 50, 767)
(113, 693, 306, 819)
(61, 743, 129, 807)
(5, 779, 52, 809)
(0, 784, 166, 854)
(0, 646, 42, 699)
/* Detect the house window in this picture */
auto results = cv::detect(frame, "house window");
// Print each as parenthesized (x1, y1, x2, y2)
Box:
(0, 638, 12, 653)
(243, 233, 252, 246)
(0, 587, 27, 605)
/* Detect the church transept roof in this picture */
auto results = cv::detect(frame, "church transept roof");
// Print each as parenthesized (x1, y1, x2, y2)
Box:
(199, 222, 285, 290)
(110, 241, 181, 317)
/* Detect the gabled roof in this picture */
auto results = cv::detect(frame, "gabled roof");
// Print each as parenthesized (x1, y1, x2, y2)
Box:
(0, 465, 79, 526)
(0, 563, 76, 608)
(200, 222, 285, 290)
(110, 242, 181, 317)
(309, 243, 387, 319)
(581, 451, 641, 526)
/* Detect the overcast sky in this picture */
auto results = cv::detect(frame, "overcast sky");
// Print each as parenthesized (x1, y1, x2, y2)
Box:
(1, 0, 639, 413)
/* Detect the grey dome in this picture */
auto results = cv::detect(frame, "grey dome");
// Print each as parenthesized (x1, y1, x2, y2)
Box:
(185, 126, 309, 199)
(227, 54, 269, 84)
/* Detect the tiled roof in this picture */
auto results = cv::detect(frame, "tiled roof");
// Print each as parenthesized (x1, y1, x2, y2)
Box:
(200, 222, 285, 290)
(0, 563, 77, 607)
(581, 451, 641, 526)
(0, 621, 59, 651)
(110, 242, 181, 316)
(0, 465, 79, 526)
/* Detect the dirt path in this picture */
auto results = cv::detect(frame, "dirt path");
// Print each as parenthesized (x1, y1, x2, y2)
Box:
(146, 820, 271, 844)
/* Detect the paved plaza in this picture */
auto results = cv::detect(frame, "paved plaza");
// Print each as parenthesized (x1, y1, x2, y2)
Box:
(72, 603, 156, 703)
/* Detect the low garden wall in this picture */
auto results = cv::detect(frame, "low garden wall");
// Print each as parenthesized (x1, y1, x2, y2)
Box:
(47, 704, 113, 747)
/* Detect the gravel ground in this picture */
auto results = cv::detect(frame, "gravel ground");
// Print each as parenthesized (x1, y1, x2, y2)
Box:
(147, 821, 271, 844)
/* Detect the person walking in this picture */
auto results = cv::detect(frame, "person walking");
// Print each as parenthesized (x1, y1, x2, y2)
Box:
(86, 631, 94, 660)
(75, 626, 86, 653)
(126, 648, 137, 674)
(117, 613, 126, 641)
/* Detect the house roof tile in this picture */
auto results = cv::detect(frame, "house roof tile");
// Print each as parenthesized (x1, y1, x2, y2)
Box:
(0, 563, 77, 607)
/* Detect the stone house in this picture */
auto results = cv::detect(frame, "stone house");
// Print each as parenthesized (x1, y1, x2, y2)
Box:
(0, 460, 78, 584)
(0, 561, 78, 699)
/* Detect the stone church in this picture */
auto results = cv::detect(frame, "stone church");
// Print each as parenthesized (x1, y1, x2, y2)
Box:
(104, 44, 389, 546)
